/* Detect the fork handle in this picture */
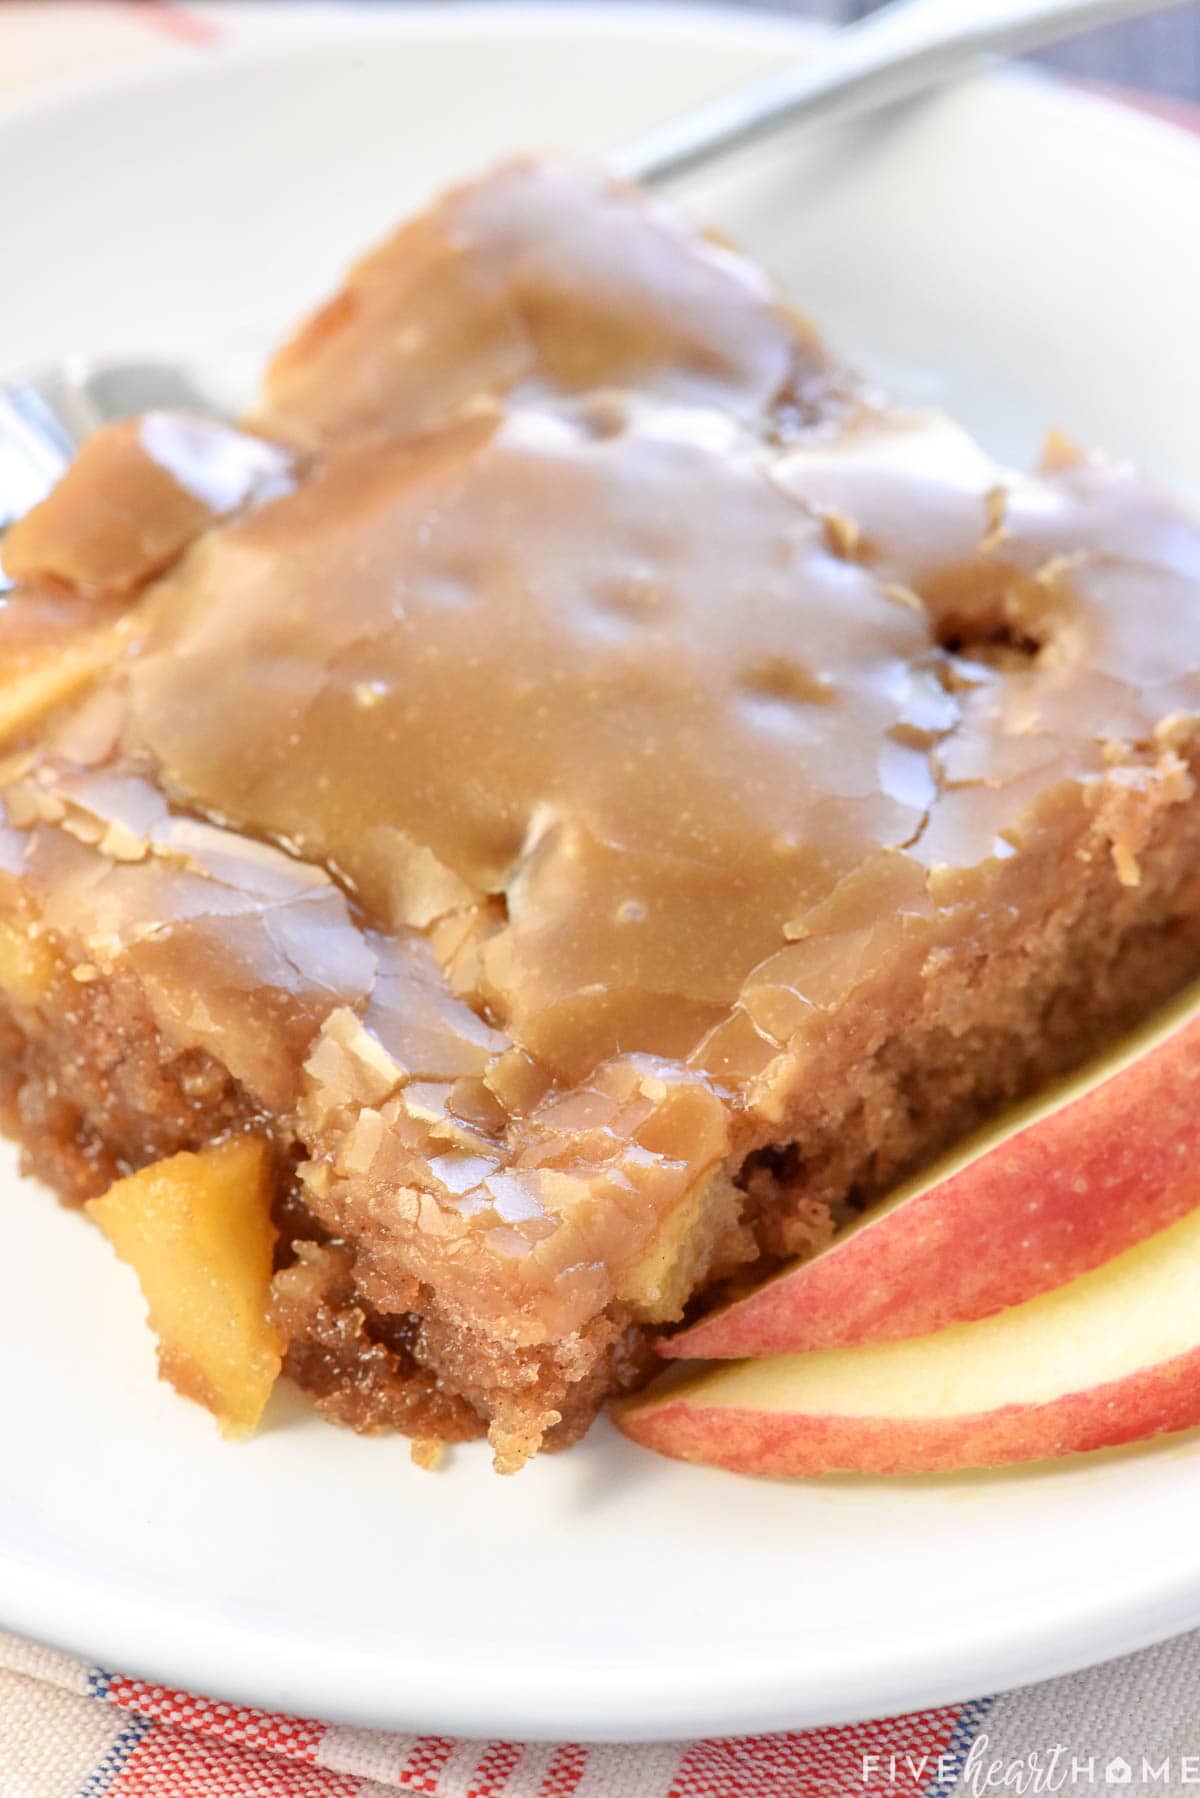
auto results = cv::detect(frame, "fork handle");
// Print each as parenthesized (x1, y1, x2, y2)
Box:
(613, 0, 1187, 187)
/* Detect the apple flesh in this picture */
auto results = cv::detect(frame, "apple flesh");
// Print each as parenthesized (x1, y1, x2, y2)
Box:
(87, 1136, 283, 1438)
(667, 977, 1200, 1360)
(618, 1196, 1200, 1477)
(0, 623, 129, 752)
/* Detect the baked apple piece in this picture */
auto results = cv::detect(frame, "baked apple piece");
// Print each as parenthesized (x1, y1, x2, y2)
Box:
(0, 615, 133, 752)
(86, 1136, 283, 1438)
(0, 920, 56, 1008)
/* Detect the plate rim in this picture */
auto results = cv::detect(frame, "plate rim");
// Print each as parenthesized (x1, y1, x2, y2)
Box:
(4, 1428, 1200, 1741)
(3, 0, 1200, 179)
(0, 1, 828, 127)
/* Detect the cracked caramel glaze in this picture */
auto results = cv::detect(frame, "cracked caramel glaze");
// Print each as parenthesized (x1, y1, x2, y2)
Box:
(116, 400, 1200, 1102)
(127, 403, 940, 1085)
(4, 160, 1200, 1365)
(254, 160, 823, 446)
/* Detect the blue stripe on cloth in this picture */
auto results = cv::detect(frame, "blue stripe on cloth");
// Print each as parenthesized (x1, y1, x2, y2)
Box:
(923, 1696, 996, 1798)
(75, 1671, 153, 1798)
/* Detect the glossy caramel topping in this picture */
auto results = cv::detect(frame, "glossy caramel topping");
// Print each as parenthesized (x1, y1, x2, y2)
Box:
(3, 413, 293, 597)
(0, 758, 375, 1109)
(4, 161, 1200, 1348)
(258, 161, 819, 449)
(122, 398, 1200, 1091)
(127, 403, 937, 1081)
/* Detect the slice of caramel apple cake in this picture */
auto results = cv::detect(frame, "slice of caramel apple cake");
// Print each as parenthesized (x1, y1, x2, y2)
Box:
(3, 162, 1200, 1469)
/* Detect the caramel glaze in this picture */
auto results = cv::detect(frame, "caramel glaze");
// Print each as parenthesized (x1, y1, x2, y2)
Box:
(3, 160, 1200, 1360)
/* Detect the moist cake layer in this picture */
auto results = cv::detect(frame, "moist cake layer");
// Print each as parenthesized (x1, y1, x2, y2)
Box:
(3, 162, 1200, 1467)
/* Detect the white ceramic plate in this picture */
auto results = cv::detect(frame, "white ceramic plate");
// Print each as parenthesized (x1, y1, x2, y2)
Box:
(3, 1, 1200, 1744)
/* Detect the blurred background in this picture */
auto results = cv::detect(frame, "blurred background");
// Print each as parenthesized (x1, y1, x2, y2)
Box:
(679, 0, 1200, 101)
(2, 2, 1198, 108)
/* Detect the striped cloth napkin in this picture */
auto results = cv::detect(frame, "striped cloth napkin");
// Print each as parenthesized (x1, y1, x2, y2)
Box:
(3, 5, 1200, 1795)
(5, 1625, 1200, 1797)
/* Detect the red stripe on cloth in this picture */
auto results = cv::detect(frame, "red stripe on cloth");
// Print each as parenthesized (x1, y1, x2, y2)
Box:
(117, 0, 220, 46)
(537, 1742, 588, 1797)
(399, 1734, 458, 1792)
(102, 1675, 326, 1765)
(669, 1709, 964, 1798)
(469, 1739, 524, 1796)
(464, 1740, 521, 1798)
(109, 1722, 360, 1798)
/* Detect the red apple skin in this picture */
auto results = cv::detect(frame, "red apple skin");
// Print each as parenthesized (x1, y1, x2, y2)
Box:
(619, 1346, 1200, 1478)
(667, 1006, 1200, 1360)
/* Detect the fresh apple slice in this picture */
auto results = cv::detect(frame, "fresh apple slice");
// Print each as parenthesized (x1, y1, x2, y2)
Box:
(667, 976, 1200, 1360)
(618, 1198, 1200, 1477)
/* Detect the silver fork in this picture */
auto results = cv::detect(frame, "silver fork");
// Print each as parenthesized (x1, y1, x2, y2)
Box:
(1, 0, 1190, 576)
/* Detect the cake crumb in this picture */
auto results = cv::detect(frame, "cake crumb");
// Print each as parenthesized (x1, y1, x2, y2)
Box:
(981, 484, 1009, 554)
(880, 581, 924, 613)
(411, 1438, 445, 1471)
(1112, 840, 1141, 888)
(822, 508, 860, 560)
